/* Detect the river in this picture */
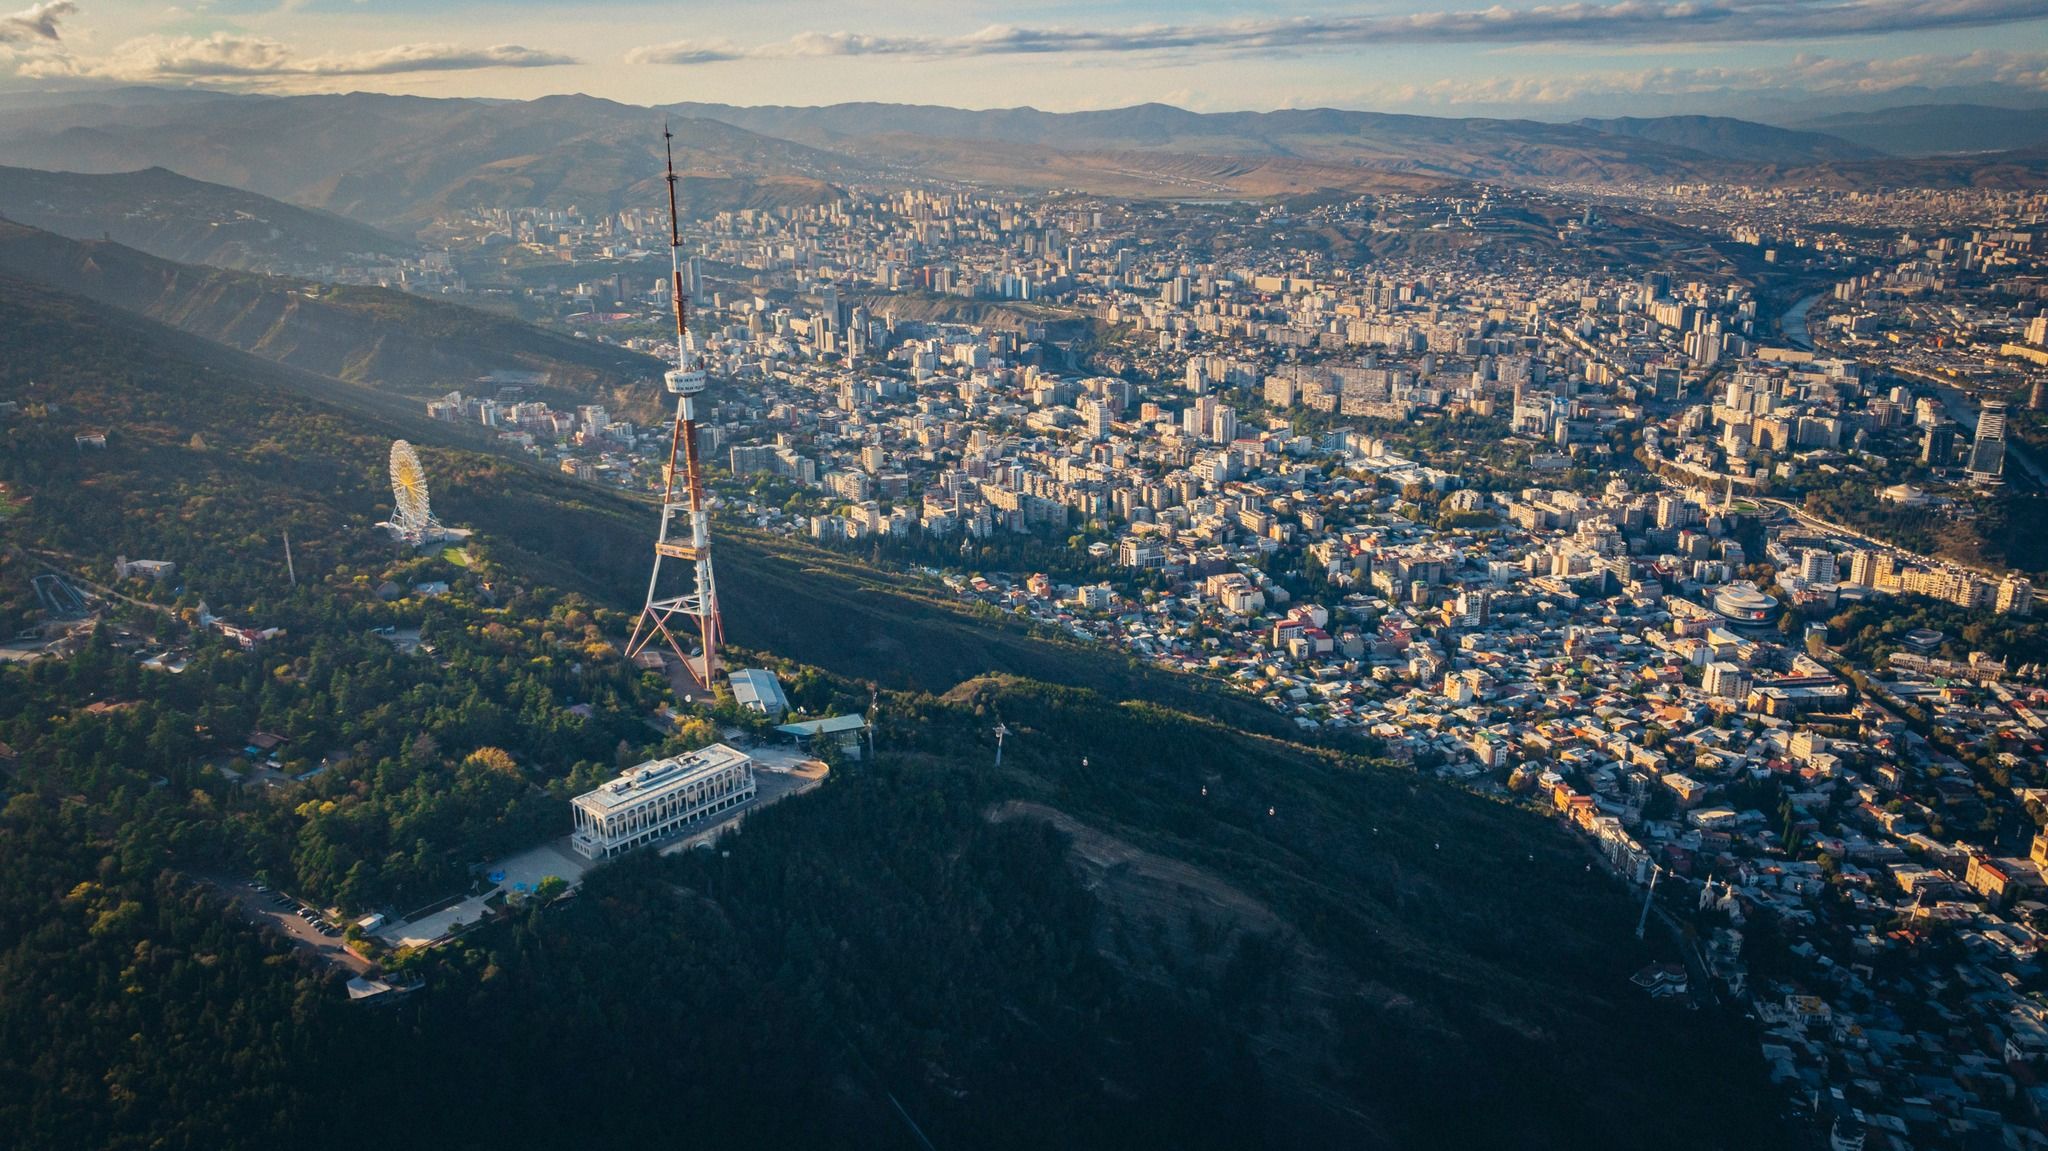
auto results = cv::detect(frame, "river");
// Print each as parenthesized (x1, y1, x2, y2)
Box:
(1782, 291, 1822, 351)
(1775, 291, 2041, 488)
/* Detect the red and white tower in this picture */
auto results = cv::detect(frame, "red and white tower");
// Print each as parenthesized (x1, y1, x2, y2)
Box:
(626, 127, 721, 696)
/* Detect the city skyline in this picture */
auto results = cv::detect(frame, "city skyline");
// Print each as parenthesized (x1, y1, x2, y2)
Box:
(0, 0, 2045, 121)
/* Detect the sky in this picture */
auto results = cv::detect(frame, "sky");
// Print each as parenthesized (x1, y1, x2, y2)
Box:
(3, 0, 2047, 121)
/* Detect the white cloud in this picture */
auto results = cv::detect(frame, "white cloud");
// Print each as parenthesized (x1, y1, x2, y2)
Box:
(627, 0, 2048, 65)
(20, 33, 578, 80)
(1350, 49, 2048, 107)
(625, 40, 744, 67)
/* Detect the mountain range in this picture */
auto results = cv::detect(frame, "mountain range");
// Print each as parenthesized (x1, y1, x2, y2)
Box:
(5, 90, 2047, 234)
(0, 90, 844, 230)
(1572, 115, 1884, 165)
(1791, 104, 2048, 157)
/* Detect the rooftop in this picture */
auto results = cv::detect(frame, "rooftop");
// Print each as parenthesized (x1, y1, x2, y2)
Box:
(729, 667, 790, 715)
(573, 743, 752, 812)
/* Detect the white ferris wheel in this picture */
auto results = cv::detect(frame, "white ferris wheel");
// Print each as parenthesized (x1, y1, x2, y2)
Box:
(387, 439, 442, 544)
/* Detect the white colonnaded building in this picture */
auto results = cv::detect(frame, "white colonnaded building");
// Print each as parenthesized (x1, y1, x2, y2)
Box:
(570, 743, 756, 860)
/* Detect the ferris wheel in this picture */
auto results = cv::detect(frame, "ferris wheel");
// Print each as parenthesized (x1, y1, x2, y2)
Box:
(387, 439, 441, 543)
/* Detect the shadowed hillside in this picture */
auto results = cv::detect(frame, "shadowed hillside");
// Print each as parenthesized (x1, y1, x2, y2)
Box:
(0, 91, 848, 230)
(0, 164, 413, 271)
(1576, 115, 1878, 164)
(0, 220, 663, 405)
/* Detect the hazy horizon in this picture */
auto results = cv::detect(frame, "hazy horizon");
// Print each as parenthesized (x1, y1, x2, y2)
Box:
(3, 0, 2047, 123)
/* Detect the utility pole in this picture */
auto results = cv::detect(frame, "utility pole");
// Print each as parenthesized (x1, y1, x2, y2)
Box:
(866, 685, 879, 760)
(993, 723, 1009, 768)
(283, 529, 296, 587)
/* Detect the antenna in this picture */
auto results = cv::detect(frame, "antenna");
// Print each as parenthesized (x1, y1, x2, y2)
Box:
(665, 122, 688, 346)
(627, 125, 723, 696)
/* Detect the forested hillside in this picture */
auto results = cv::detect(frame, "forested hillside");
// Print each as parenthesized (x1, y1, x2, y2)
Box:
(0, 221, 663, 405)
(0, 164, 412, 271)
(0, 273, 1786, 1149)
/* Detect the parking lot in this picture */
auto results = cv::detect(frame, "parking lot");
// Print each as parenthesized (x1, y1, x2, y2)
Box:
(212, 877, 372, 974)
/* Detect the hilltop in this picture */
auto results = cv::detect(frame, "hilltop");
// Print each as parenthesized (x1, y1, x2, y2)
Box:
(0, 164, 412, 272)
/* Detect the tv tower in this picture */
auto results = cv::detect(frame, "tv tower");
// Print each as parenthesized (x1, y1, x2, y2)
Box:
(625, 126, 722, 696)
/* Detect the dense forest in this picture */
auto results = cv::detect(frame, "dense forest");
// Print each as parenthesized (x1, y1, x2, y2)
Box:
(0, 270, 1791, 1149)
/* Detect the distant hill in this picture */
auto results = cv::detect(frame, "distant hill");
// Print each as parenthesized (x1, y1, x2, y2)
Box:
(3, 90, 2041, 219)
(670, 99, 2048, 191)
(1575, 115, 1878, 165)
(669, 100, 1738, 186)
(0, 164, 411, 272)
(1792, 103, 2048, 156)
(0, 91, 846, 231)
(0, 219, 664, 405)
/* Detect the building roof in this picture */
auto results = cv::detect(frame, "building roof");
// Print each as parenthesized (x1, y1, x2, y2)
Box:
(776, 714, 868, 737)
(728, 668, 789, 714)
(573, 743, 751, 812)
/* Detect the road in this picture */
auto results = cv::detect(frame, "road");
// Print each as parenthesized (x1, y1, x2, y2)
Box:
(1667, 476, 2003, 585)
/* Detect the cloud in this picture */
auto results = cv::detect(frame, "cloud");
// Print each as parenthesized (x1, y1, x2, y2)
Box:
(21, 33, 578, 80)
(628, 0, 2048, 65)
(1352, 48, 2048, 107)
(625, 40, 745, 66)
(0, 0, 72, 44)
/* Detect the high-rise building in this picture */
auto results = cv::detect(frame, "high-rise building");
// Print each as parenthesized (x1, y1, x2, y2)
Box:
(1920, 421, 1954, 466)
(1800, 550, 1838, 584)
(1078, 396, 1113, 439)
(1968, 401, 2008, 483)
(1210, 404, 1238, 444)
(1997, 576, 2034, 617)
(1703, 661, 1751, 700)
(1655, 493, 1699, 531)
(1976, 401, 2008, 443)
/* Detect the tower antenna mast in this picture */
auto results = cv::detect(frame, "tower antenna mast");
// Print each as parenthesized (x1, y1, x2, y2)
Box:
(626, 124, 723, 696)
